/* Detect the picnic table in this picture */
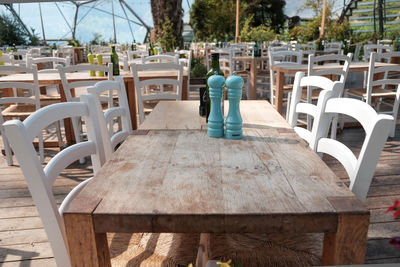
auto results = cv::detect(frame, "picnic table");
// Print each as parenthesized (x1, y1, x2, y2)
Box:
(63, 100, 369, 266)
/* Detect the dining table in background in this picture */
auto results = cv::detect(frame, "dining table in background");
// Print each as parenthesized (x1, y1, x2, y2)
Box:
(232, 56, 269, 100)
(269, 61, 399, 115)
(0, 68, 188, 145)
(63, 100, 370, 267)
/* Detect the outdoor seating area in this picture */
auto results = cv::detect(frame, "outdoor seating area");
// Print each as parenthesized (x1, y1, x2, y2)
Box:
(0, 0, 400, 266)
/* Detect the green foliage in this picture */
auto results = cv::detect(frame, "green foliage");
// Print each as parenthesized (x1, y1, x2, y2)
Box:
(157, 16, 179, 52)
(240, 16, 275, 43)
(90, 33, 104, 45)
(325, 20, 352, 43)
(190, 0, 247, 42)
(190, 57, 207, 78)
(244, 0, 286, 33)
(190, 0, 285, 42)
(0, 13, 28, 46)
(28, 28, 40, 46)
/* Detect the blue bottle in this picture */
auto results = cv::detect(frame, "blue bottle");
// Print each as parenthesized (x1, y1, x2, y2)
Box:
(225, 73, 244, 139)
(207, 73, 225, 138)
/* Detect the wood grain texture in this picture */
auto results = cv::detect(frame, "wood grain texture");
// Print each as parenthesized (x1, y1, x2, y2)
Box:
(64, 213, 111, 267)
(139, 100, 291, 131)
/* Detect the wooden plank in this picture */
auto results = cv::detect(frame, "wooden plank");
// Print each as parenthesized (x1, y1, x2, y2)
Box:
(0, 195, 65, 208)
(0, 228, 48, 246)
(0, 258, 56, 267)
(368, 221, 400, 239)
(0, 242, 53, 262)
(366, 239, 400, 260)
(0, 216, 43, 231)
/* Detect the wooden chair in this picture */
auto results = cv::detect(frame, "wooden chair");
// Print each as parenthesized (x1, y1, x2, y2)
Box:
(312, 97, 394, 202)
(287, 72, 344, 144)
(0, 65, 44, 166)
(305, 53, 352, 137)
(58, 63, 113, 147)
(132, 62, 183, 124)
(324, 42, 343, 54)
(27, 56, 70, 73)
(363, 44, 392, 62)
(87, 76, 132, 151)
(3, 95, 109, 267)
(345, 52, 400, 137)
(268, 49, 303, 107)
(141, 54, 179, 64)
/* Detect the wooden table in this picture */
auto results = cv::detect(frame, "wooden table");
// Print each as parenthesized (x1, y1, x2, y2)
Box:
(270, 61, 399, 115)
(232, 56, 268, 100)
(63, 100, 370, 266)
(0, 69, 188, 144)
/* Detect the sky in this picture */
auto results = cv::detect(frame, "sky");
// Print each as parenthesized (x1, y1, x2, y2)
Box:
(0, 0, 345, 45)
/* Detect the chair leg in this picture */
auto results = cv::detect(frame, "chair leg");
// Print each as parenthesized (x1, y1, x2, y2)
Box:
(71, 117, 85, 164)
(286, 92, 292, 122)
(55, 121, 63, 148)
(3, 134, 13, 166)
(330, 115, 338, 140)
(38, 132, 44, 164)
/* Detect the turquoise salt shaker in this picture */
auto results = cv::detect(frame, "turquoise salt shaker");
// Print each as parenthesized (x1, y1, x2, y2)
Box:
(226, 73, 244, 139)
(207, 73, 225, 138)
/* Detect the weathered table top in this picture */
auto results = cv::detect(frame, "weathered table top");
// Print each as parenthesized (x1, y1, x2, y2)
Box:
(63, 100, 369, 266)
(139, 100, 289, 130)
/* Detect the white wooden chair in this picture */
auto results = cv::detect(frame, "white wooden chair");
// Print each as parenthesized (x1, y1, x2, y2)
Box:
(312, 97, 394, 202)
(58, 63, 113, 147)
(27, 56, 70, 73)
(305, 53, 352, 136)
(324, 42, 343, 54)
(268, 50, 303, 107)
(175, 50, 195, 99)
(141, 54, 179, 64)
(87, 76, 132, 151)
(363, 44, 392, 62)
(132, 62, 183, 124)
(353, 43, 362, 62)
(287, 72, 344, 144)
(127, 50, 148, 66)
(3, 94, 109, 267)
(0, 65, 44, 166)
(345, 52, 400, 137)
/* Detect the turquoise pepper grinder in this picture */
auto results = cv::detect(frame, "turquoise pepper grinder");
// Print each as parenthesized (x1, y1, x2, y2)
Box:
(207, 72, 225, 138)
(226, 73, 244, 139)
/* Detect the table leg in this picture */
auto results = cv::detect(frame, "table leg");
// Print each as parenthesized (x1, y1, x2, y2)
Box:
(58, 83, 75, 144)
(196, 233, 210, 267)
(125, 80, 138, 130)
(275, 71, 284, 115)
(64, 213, 111, 266)
(322, 213, 369, 265)
(249, 58, 257, 100)
(182, 76, 188, 100)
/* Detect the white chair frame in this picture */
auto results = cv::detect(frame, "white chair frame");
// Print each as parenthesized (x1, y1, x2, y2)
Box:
(3, 94, 109, 267)
(312, 97, 394, 202)
(132, 62, 184, 124)
(87, 76, 132, 151)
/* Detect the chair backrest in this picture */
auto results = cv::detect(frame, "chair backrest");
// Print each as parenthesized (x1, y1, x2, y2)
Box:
(127, 50, 149, 65)
(57, 63, 113, 103)
(307, 53, 352, 85)
(324, 42, 343, 52)
(87, 76, 132, 151)
(363, 44, 392, 61)
(288, 72, 344, 144)
(0, 54, 14, 66)
(365, 52, 400, 105)
(269, 50, 303, 93)
(27, 56, 70, 73)
(141, 54, 179, 64)
(353, 43, 362, 62)
(3, 94, 109, 267)
(312, 97, 393, 202)
(132, 62, 184, 124)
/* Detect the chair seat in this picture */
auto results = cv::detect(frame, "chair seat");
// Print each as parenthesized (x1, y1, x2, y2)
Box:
(273, 84, 294, 91)
(109, 233, 200, 266)
(2, 104, 37, 119)
(301, 88, 322, 101)
(347, 88, 397, 98)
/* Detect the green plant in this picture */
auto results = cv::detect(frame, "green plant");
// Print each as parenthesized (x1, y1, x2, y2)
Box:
(190, 57, 207, 78)
(0, 13, 28, 46)
(157, 16, 179, 52)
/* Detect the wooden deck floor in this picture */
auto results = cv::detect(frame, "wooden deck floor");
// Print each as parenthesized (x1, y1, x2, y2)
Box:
(0, 125, 399, 266)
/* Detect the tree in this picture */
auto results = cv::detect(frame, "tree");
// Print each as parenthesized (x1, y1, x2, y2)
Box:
(150, 0, 183, 51)
(0, 13, 28, 46)
(244, 0, 286, 33)
(189, 0, 285, 42)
